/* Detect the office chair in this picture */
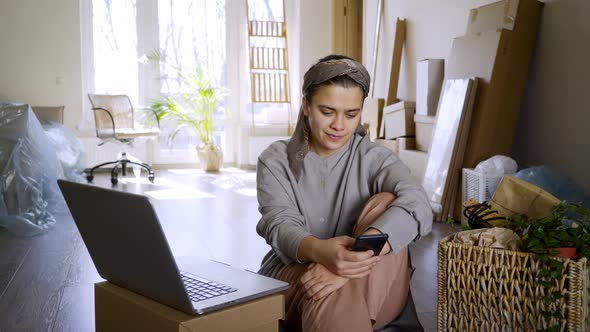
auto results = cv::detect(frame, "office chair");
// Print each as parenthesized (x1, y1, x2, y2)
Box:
(87, 94, 160, 185)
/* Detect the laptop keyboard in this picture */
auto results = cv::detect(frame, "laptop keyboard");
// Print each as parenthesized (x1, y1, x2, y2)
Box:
(180, 272, 238, 302)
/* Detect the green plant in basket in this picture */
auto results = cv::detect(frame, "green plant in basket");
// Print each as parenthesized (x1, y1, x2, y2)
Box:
(509, 201, 590, 332)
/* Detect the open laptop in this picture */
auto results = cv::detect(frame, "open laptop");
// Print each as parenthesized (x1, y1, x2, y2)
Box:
(57, 179, 288, 315)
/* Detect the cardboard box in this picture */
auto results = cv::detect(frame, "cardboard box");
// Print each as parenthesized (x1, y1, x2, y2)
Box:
(414, 114, 435, 152)
(446, 0, 543, 220)
(466, 0, 519, 35)
(374, 137, 416, 155)
(398, 149, 428, 183)
(397, 136, 416, 151)
(374, 138, 398, 154)
(416, 59, 444, 116)
(94, 282, 284, 332)
(382, 101, 415, 140)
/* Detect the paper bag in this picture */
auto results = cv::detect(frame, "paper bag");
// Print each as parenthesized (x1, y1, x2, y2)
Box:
(490, 175, 560, 219)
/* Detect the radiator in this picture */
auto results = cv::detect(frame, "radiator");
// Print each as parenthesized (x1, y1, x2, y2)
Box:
(80, 137, 150, 168)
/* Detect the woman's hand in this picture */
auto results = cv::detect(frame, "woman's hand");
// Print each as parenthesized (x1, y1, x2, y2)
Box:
(300, 263, 349, 301)
(299, 235, 380, 278)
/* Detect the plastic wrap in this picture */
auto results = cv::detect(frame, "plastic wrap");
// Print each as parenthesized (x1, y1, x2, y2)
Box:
(474, 155, 517, 176)
(0, 102, 66, 235)
(42, 122, 86, 183)
(514, 166, 590, 208)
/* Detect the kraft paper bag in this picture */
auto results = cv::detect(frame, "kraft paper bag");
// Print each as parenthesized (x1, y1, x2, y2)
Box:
(490, 175, 560, 219)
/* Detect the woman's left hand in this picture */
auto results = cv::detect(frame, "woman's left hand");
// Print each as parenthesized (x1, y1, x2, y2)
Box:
(300, 263, 349, 301)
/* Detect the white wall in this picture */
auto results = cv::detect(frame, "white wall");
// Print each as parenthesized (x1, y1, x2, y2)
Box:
(363, 0, 493, 101)
(512, 0, 590, 196)
(363, 0, 590, 195)
(0, 0, 83, 131)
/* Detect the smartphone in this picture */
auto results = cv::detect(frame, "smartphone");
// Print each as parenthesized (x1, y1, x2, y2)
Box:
(351, 234, 389, 256)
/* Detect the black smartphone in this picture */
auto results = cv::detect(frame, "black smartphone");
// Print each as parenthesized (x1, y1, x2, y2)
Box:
(351, 234, 389, 256)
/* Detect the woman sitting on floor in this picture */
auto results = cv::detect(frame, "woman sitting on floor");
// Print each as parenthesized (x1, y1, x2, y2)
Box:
(255, 54, 433, 332)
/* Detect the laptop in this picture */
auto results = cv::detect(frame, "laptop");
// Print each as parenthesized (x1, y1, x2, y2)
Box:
(57, 179, 288, 315)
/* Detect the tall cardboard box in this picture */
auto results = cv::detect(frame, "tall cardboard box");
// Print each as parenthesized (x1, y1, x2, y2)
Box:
(416, 59, 444, 116)
(447, 0, 543, 220)
(95, 282, 284, 332)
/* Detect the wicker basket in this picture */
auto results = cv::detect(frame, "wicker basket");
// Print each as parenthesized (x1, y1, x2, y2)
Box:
(437, 236, 590, 332)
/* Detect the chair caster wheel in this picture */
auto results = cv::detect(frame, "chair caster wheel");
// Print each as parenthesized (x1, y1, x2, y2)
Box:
(148, 173, 155, 183)
(86, 175, 94, 183)
(111, 176, 118, 185)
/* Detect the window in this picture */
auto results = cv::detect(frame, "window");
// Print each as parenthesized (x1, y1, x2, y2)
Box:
(92, 0, 138, 101)
(90, 0, 227, 162)
(84, 0, 300, 165)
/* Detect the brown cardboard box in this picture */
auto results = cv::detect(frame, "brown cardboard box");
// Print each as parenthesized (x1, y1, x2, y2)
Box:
(382, 101, 415, 140)
(95, 282, 284, 332)
(447, 0, 543, 219)
(414, 114, 435, 152)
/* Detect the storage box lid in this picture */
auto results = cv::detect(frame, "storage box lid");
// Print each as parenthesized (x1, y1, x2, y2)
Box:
(383, 100, 416, 114)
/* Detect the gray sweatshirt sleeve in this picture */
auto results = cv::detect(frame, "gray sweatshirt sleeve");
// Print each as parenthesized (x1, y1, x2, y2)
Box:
(256, 161, 311, 265)
(369, 151, 433, 254)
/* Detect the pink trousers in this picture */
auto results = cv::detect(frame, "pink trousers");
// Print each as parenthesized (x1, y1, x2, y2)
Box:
(276, 193, 410, 332)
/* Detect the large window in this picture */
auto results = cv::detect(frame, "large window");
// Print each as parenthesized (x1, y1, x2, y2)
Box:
(91, 0, 227, 161)
(86, 0, 299, 165)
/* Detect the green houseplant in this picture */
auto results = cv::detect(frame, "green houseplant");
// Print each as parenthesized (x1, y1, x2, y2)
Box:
(147, 51, 228, 171)
(510, 201, 590, 331)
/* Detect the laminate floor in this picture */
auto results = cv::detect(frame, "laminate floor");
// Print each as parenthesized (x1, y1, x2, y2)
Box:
(0, 168, 456, 331)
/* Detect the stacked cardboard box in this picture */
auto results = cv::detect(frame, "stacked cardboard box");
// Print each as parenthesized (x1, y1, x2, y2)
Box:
(414, 114, 435, 152)
(447, 0, 543, 220)
(382, 101, 416, 140)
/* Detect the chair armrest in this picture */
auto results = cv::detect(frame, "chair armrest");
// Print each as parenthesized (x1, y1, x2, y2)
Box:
(92, 107, 116, 138)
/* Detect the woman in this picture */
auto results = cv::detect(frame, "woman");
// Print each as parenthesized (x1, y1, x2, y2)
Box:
(256, 55, 432, 332)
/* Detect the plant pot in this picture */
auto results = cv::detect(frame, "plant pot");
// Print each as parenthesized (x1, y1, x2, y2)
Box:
(196, 143, 223, 172)
(548, 247, 578, 259)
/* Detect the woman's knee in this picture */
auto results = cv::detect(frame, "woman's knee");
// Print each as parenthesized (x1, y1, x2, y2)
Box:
(354, 192, 397, 235)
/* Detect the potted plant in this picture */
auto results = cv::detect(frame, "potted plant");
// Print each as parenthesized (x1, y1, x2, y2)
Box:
(146, 51, 228, 172)
(509, 201, 590, 331)
(512, 202, 590, 259)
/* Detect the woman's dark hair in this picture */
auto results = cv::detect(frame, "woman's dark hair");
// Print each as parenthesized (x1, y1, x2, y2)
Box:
(303, 54, 365, 102)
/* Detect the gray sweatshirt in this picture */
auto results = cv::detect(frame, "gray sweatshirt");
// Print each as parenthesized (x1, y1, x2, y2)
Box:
(256, 134, 433, 277)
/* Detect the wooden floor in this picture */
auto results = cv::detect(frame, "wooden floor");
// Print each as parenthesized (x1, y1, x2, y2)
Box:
(0, 168, 456, 332)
